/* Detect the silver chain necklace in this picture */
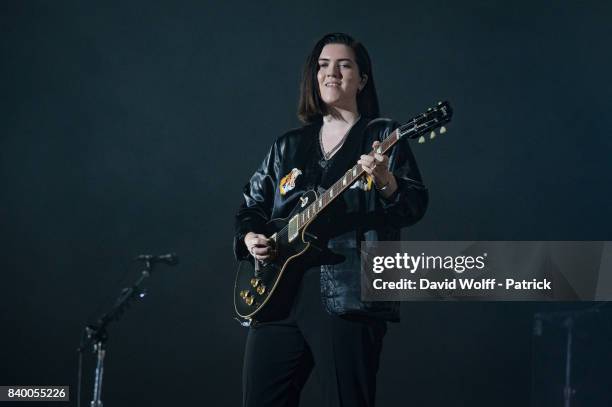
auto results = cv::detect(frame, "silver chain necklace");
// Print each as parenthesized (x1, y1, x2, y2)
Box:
(319, 116, 361, 161)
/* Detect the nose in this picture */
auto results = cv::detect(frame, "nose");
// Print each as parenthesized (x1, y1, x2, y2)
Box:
(325, 63, 341, 78)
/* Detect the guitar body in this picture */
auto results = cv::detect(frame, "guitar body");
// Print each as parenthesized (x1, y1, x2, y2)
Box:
(234, 190, 319, 322)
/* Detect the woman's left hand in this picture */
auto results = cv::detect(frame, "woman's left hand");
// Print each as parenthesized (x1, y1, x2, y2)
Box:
(357, 141, 398, 196)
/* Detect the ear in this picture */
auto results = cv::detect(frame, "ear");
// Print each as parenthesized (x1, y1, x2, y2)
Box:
(359, 73, 369, 92)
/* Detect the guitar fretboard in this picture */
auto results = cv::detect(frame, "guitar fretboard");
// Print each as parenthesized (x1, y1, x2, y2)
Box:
(294, 129, 400, 230)
(286, 100, 451, 240)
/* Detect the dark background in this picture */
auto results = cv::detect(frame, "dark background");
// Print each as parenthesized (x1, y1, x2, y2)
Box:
(2, 1, 611, 406)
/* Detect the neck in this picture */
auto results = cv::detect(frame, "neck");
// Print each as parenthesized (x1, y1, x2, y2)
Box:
(323, 104, 360, 125)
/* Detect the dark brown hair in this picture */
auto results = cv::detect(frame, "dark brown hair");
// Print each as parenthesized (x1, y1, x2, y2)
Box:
(297, 33, 380, 124)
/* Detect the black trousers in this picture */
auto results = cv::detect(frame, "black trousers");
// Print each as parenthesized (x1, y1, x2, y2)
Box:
(243, 268, 387, 407)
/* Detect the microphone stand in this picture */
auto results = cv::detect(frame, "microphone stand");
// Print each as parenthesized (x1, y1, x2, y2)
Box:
(77, 257, 162, 407)
(533, 303, 607, 407)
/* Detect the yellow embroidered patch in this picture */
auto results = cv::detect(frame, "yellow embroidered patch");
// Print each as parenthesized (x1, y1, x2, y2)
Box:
(364, 175, 373, 191)
(349, 175, 374, 191)
(279, 168, 302, 195)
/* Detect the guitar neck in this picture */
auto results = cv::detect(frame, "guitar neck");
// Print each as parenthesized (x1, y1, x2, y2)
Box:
(294, 129, 401, 230)
(292, 100, 452, 233)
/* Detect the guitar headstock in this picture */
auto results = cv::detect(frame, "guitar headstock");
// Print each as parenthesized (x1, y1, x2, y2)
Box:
(398, 101, 453, 143)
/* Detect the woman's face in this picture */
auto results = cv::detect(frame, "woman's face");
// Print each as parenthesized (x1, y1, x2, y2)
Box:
(317, 43, 365, 111)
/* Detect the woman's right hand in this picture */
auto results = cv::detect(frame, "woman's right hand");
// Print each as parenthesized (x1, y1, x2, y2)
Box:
(244, 232, 275, 261)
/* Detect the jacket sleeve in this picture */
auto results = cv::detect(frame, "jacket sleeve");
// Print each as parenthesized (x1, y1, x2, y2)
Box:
(377, 119, 429, 228)
(233, 141, 279, 261)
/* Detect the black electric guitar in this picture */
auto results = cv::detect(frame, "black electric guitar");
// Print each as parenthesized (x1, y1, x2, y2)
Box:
(234, 101, 453, 322)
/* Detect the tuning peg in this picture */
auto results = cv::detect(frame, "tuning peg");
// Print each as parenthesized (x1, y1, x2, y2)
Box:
(427, 107, 432, 112)
(418, 136, 426, 144)
(430, 131, 436, 140)
(438, 101, 443, 105)
(440, 126, 447, 134)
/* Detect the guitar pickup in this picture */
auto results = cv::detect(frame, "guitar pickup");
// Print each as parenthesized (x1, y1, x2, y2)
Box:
(288, 215, 299, 242)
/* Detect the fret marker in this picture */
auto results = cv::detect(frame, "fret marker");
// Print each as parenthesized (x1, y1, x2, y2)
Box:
(318, 199, 322, 208)
(343, 176, 347, 186)
(352, 168, 357, 176)
(329, 189, 334, 198)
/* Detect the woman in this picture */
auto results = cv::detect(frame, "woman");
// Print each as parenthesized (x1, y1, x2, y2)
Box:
(234, 33, 428, 407)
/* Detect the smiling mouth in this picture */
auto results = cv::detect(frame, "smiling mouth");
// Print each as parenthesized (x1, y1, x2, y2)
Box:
(325, 83, 341, 87)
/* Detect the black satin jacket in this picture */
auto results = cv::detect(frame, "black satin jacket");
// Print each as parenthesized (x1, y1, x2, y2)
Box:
(234, 117, 428, 321)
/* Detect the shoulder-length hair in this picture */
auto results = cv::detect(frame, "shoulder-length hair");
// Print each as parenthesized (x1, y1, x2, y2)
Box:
(297, 33, 380, 124)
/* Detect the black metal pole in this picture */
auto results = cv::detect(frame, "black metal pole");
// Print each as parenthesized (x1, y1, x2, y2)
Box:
(563, 317, 574, 407)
